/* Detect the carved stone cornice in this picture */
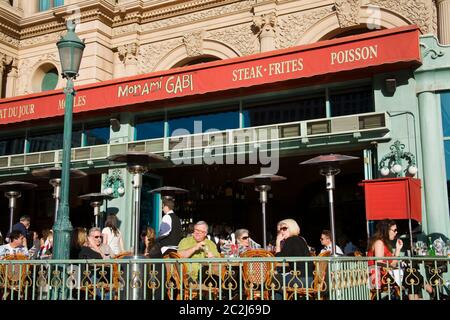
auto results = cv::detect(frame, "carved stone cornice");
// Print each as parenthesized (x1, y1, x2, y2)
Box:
(0, 30, 19, 47)
(183, 30, 204, 57)
(140, 0, 246, 23)
(140, 0, 253, 33)
(335, 0, 361, 28)
(369, 0, 435, 34)
(276, 6, 334, 49)
(209, 23, 258, 56)
(138, 38, 183, 74)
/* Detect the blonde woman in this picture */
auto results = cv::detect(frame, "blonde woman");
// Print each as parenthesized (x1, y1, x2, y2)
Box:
(274, 218, 313, 299)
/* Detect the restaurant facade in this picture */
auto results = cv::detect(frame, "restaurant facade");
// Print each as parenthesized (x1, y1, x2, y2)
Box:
(0, 0, 450, 249)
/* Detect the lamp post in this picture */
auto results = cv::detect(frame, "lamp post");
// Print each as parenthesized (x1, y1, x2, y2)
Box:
(53, 20, 85, 260)
(239, 173, 286, 249)
(300, 154, 358, 256)
(378, 140, 418, 253)
(379, 140, 418, 177)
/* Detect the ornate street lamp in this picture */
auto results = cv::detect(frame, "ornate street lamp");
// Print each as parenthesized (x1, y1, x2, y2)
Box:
(79, 193, 112, 228)
(0, 181, 37, 233)
(53, 20, 85, 260)
(379, 140, 418, 177)
(32, 167, 86, 224)
(239, 173, 286, 249)
(301, 154, 358, 256)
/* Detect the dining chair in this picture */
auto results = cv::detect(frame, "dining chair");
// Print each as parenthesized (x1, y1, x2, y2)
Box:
(241, 249, 275, 300)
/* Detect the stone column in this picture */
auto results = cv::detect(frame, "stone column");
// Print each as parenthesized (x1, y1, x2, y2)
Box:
(437, 0, 450, 44)
(418, 90, 450, 235)
(0, 53, 5, 98)
(253, 12, 277, 52)
(5, 58, 17, 98)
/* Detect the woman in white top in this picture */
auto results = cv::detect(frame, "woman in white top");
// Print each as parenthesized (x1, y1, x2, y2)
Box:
(102, 215, 124, 256)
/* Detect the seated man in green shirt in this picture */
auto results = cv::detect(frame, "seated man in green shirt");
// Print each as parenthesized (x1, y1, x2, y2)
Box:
(177, 220, 220, 281)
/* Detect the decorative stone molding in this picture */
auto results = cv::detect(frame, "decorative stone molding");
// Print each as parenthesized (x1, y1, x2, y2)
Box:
(19, 32, 61, 48)
(141, 1, 253, 32)
(113, 24, 140, 36)
(209, 23, 258, 56)
(276, 7, 334, 49)
(118, 43, 139, 63)
(369, 0, 435, 34)
(16, 53, 59, 95)
(0, 30, 19, 47)
(335, 0, 361, 28)
(253, 11, 277, 36)
(183, 30, 204, 57)
(420, 42, 445, 59)
(138, 38, 183, 74)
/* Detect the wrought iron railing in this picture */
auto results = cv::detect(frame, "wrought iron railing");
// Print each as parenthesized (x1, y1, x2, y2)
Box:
(0, 256, 448, 301)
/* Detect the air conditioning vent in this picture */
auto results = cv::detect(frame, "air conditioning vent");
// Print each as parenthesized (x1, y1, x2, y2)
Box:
(0, 157, 8, 168)
(331, 116, 359, 133)
(74, 148, 90, 160)
(40, 152, 55, 163)
(91, 146, 107, 158)
(128, 142, 145, 152)
(307, 120, 330, 135)
(280, 124, 300, 138)
(359, 114, 385, 129)
(10, 155, 24, 166)
(146, 139, 164, 153)
(110, 144, 127, 155)
(25, 154, 39, 165)
(169, 137, 188, 150)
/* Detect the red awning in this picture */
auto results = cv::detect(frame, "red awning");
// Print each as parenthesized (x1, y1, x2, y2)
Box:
(0, 25, 421, 126)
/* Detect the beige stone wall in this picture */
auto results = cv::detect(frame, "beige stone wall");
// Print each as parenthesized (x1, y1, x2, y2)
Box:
(0, 0, 442, 98)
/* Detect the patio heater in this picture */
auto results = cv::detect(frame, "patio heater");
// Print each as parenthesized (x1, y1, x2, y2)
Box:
(239, 173, 286, 249)
(107, 151, 166, 255)
(149, 186, 189, 201)
(0, 181, 37, 233)
(150, 186, 189, 231)
(79, 193, 112, 228)
(32, 167, 86, 223)
(107, 151, 166, 300)
(300, 154, 358, 256)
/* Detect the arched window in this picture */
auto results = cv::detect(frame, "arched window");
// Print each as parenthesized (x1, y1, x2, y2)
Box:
(171, 55, 221, 68)
(41, 67, 58, 91)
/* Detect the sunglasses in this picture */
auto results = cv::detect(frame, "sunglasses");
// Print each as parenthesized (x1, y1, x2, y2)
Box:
(241, 236, 249, 240)
(279, 227, 288, 232)
(391, 229, 398, 233)
(93, 235, 102, 239)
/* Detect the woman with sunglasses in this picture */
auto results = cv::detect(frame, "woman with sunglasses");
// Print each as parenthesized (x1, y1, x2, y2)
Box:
(367, 219, 403, 296)
(274, 219, 313, 299)
(220, 229, 260, 256)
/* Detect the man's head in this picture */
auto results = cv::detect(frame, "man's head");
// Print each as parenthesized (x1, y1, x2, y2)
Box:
(88, 227, 102, 247)
(192, 221, 208, 243)
(19, 215, 31, 229)
(8, 230, 24, 248)
(162, 198, 175, 213)
(320, 230, 332, 247)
